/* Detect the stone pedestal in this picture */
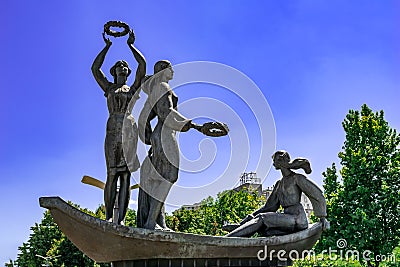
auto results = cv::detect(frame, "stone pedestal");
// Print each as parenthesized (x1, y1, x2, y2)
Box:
(112, 258, 293, 267)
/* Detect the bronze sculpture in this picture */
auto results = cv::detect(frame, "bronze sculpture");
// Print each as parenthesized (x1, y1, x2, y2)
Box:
(91, 22, 146, 224)
(137, 61, 200, 230)
(39, 20, 329, 266)
(137, 61, 229, 230)
(225, 150, 329, 237)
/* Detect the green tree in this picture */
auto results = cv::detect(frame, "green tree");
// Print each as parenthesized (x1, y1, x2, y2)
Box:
(166, 189, 265, 236)
(93, 204, 136, 227)
(15, 210, 62, 267)
(12, 202, 139, 267)
(294, 254, 363, 267)
(124, 208, 137, 227)
(317, 105, 400, 267)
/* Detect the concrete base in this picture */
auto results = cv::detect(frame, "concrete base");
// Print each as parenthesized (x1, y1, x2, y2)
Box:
(112, 258, 293, 267)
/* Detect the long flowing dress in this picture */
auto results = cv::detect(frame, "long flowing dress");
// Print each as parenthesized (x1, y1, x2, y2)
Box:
(104, 84, 140, 175)
(137, 81, 191, 228)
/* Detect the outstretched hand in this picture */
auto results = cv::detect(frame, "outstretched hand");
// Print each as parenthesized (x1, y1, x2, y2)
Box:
(127, 29, 135, 45)
(191, 121, 229, 137)
(102, 32, 112, 46)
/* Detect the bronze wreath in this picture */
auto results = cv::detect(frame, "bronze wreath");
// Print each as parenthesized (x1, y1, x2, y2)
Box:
(200, 122, 229, 137)
(104, 21, 130, 37)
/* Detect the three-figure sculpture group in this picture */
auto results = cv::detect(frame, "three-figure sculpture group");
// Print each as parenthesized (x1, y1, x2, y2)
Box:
(91, 22, 328, 238)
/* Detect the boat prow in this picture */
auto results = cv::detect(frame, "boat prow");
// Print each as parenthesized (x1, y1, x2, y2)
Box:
(39, 196, 322, 263)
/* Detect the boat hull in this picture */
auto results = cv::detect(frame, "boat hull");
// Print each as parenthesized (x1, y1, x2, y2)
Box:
(39, 196, 322, 263)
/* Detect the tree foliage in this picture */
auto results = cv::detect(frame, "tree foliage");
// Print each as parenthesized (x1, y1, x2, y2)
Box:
(12, 202, 137, 267)
(317, 104, 400, 267)
(14, 210, 63, 267)
(293, 254, 363, 267)
(166, 189, 265, 235)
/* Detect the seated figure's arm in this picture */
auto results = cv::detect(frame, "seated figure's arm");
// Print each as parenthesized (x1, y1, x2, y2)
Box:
(296, 174, 327, 218)
(253, 181, 280, 216)
(239, 181, 280, 225)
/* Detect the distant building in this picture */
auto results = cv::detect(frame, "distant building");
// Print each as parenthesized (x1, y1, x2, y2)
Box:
(262, 186, 274, 199)
(301, 194, 313, 219)
(233, 172, 262, 196)
(180, 202, 201, 211)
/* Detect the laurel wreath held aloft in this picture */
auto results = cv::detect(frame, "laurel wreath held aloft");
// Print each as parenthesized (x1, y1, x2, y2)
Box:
(200, 122, 229, 137)
(104, 21, 130, 37)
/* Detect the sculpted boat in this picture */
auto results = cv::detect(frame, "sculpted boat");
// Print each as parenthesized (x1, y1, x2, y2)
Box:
(39, 196, 322, 263)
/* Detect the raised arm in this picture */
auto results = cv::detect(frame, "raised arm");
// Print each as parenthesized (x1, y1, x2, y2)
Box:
(91, 33, 112, 93)
(127, 30, 146, 93)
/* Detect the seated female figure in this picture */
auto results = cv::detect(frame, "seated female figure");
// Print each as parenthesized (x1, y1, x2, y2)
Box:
(226, 150, 329, 237)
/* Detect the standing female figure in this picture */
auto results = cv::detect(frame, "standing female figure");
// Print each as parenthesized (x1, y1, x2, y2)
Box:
(137, 60, 203, 230)
(226, 150, 329, 237)
(91, 31, 146, 224)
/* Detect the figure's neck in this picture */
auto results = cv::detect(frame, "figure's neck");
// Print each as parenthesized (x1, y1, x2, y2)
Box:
(116, 76, 127, 85)
(281, 168, 293, 178)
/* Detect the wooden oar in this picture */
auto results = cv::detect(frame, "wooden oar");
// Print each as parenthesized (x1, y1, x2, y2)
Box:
(81, 175, 139, 190)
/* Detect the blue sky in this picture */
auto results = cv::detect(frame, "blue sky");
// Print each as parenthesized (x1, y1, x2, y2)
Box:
(1, 0, 399, 264)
